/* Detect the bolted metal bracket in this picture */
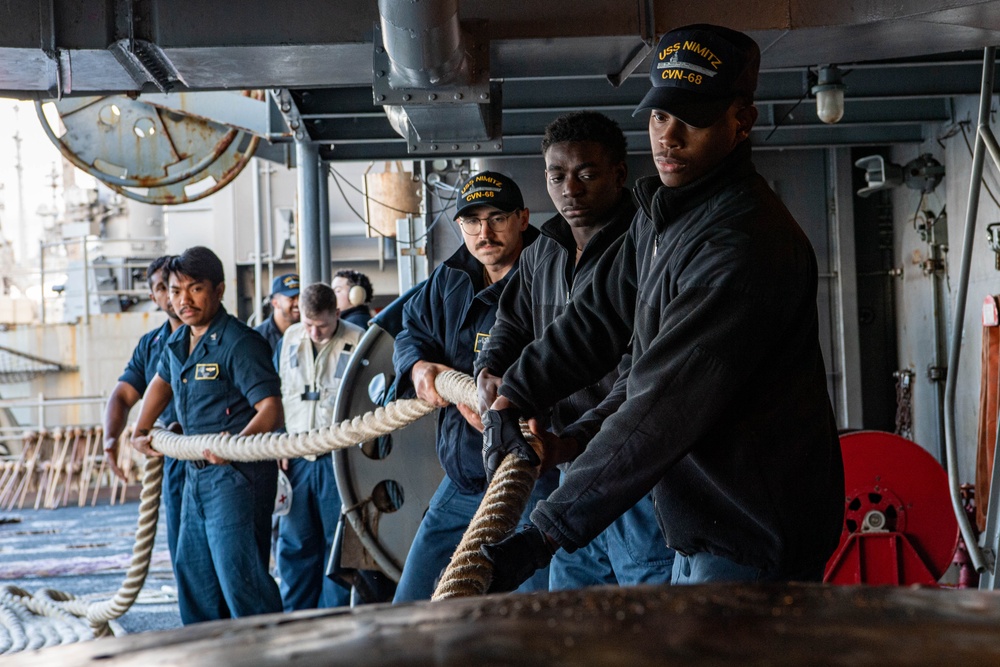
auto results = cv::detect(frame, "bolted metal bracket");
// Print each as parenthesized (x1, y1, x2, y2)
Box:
(903, 154, 945, 194)
(861, 510, 889, 533)
(983, 547, 997, 574)
(397, 82, 503, 155)
(272, 89, 307, 142)
(926, 365, 946, 383)
(921, 258, 946, 276)
(108, 39, 185, 94)
(373, 21, 491, 106)
(373, 21, 501, 154)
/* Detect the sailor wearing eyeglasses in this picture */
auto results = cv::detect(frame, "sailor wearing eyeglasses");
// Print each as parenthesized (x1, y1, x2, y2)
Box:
(391, 170, 558, 602)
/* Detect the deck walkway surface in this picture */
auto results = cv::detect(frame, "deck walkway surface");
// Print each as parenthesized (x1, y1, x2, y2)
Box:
(0, 502, 182, 635)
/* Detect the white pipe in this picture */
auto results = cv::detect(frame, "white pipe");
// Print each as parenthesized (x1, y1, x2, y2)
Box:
(252, 157, 263, 324)
(264, 162, 274, 281)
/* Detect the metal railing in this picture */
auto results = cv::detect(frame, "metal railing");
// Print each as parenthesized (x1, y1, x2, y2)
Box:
(948, 46, 999, 581)
(0, 394, 107, 440)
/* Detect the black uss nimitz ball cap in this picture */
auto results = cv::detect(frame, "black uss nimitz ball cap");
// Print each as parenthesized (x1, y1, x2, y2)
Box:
(454, 171, 524, 219)
(634, 24, 761, 128)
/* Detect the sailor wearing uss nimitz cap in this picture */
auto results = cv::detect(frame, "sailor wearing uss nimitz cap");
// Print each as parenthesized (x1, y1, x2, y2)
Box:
(635, 24, 760, 128)
(478, 23, 845, 592)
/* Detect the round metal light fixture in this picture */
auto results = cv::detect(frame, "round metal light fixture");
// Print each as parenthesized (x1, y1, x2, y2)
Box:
(812, 65, 846, 124)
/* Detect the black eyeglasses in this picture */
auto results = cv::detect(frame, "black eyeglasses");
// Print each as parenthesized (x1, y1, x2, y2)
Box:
(456, 211, 517, 235)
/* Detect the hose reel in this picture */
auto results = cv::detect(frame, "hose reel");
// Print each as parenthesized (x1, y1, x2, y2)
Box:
(824, 431, 959, 585)
(35, 93, 259, 205)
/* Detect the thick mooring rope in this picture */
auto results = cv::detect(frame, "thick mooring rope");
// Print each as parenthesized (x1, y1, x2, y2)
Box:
(84, 455, 163, 636)
(432, 452, 539, 599)
(151, 398, 435, 461)
(1, 370, 537, 653)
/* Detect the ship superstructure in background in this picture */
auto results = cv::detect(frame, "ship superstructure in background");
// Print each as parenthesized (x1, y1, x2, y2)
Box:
(0, 166, 167, 455)
(39, 183, 165, 325)
(2, 164, 167, 328)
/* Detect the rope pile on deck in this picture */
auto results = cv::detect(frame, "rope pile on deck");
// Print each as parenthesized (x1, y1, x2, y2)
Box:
(0, 370, 538, 653)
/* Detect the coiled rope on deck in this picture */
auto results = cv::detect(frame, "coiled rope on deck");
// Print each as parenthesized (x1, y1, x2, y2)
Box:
(0, 455, 165, 649)
(1, 370, 537, 652)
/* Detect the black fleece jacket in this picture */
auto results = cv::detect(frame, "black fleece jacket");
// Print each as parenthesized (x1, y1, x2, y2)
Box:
(500, 141, 844, 577)
(475, 193, 635, 444)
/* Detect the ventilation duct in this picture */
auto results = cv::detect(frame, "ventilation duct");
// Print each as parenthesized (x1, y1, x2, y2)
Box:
(374, 0, 501, 154)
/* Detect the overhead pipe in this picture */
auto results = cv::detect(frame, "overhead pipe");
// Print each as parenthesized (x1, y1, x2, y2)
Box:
(377, 0, 468, 88)
(296, 138, 322, 288)
(375, 0, 498, 151)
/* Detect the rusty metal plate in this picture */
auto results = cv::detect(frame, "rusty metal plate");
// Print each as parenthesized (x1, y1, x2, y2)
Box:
(101, 131, 258, 205)
(35, 95, 240, 188)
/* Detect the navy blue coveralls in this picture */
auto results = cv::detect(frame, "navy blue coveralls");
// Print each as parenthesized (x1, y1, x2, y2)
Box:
(157, 307, 283, 624)
(118, 319, 185, 562)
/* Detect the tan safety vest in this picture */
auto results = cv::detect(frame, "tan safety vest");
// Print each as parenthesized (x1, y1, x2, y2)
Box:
(278, 319, 364, 452)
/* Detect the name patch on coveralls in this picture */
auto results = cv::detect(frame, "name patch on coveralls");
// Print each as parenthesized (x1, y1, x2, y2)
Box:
(195, 363, 220, 380)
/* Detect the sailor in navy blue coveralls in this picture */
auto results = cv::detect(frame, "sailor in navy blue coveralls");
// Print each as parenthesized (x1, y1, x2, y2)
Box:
(104, 257, 186, 564)
(156, 307, 284, 623)
(132, 248, 284, 625)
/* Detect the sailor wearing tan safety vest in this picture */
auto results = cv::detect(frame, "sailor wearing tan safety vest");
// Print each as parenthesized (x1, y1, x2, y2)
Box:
(273, 282, 364, 611)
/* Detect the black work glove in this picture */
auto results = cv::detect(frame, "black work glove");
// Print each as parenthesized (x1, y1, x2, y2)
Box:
(482, 408, 540, 483)
(480, 524, 555, 593)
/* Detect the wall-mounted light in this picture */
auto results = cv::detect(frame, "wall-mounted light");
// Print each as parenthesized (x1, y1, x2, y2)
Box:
(811, 65, 846, 124)
(853, 153, 944, 198)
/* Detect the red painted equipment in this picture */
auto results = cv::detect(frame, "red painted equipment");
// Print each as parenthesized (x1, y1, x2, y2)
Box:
(824, 431, 959, 585)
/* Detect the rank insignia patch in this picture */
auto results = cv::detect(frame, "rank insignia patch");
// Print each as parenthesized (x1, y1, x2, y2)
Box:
(195, 363, 220, 380)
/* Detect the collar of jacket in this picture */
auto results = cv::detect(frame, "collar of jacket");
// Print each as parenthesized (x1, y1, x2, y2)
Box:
(540, 192, 636, 255)
(443, 223, 540, 292)
(634, 140, 754, 234)
(168, 305, 231, 361)
(339, 304, 368, 320)
(152, 317, 174, 343)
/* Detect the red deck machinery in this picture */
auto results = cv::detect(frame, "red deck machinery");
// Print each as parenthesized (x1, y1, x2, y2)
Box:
(824, 431, 959, 585)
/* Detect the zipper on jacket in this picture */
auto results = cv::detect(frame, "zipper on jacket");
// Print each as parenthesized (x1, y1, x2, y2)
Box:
(653, 233, 660, 257)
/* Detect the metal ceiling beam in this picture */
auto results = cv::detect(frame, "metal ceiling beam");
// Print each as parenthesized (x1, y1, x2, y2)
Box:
(2, 0, 995, 162)
(315, 123, 927, 162)
(289, 74, 951, 148)
(287, 61, 985, 118)
(300, 98, 945, 142)
(4, 1, 1000, 95)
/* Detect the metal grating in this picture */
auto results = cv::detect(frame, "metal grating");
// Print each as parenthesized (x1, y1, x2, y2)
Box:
(0, 345, 75, 384)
